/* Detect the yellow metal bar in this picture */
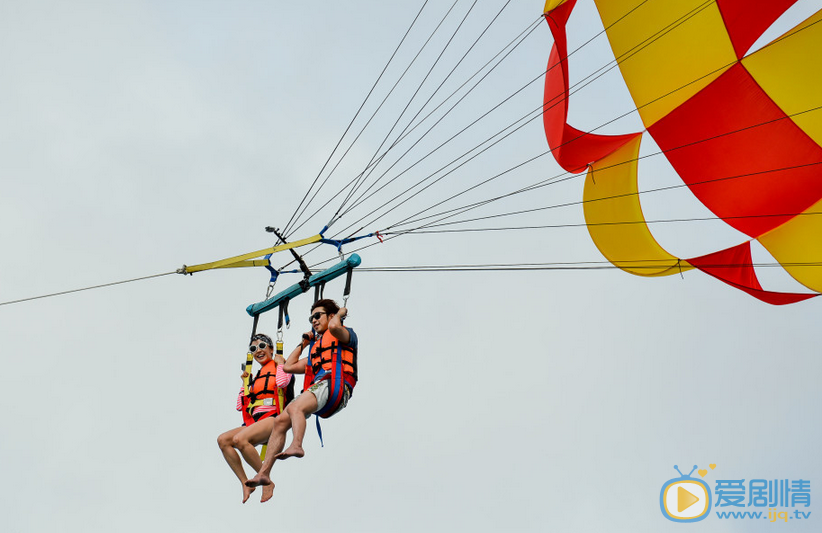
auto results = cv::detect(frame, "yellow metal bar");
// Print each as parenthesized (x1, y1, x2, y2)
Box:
(243, 351, 253, 396)
(180, 234, 322, 274)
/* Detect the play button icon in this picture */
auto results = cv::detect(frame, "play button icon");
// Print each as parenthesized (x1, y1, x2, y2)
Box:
(661, 478, 711, 521)
(678, 486, 700, 512)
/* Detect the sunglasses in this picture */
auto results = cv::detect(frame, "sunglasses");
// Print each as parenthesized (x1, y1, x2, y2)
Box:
(309, 311, 327, 323)
(249, 342, 269, 353)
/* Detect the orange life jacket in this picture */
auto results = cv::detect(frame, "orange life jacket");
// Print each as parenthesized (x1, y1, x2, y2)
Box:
(247, 360, 288, 421)
(308, 328, 357, 387)
(304, 327, 358, 419)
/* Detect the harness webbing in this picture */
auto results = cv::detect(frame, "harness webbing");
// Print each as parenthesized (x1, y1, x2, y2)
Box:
(308, 332, 357, 447)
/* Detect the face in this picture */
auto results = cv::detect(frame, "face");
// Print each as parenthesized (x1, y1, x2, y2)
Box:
(310, 307, 331, 333)
(249, 339, 274, 365)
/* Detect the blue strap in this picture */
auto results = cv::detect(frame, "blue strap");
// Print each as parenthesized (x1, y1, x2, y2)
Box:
(315, 415, 324, 447)
(263, 253, 278, 283)
(319, 233, 374, 252)
(312, 367, 329, 448)
(315, 346, 344, 418)
(311, 344, 346, 447)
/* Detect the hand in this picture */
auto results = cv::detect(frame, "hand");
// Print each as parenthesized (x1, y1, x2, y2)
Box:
(274, 355, 286, 365)
(338, 307, 348, 319)
(241, 371, 250, 379)
(301, 332, 314, 346)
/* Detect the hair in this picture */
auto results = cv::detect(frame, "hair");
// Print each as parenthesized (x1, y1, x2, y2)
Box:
(311, 299, 340, 315)
(251, 333, 273, 345)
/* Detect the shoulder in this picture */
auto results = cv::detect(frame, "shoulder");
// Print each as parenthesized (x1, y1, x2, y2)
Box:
(344, 327, 358, 348)
(328, 326, 357, 346)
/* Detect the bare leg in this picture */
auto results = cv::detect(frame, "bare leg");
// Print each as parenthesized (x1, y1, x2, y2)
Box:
(246, 395, 318, 503)
(245, 414, 292, 490)
(218, 419, 277, 503)
(218, 427, 255, 502)
(278, 392, 319, 460)
(233, 418, 276, 472)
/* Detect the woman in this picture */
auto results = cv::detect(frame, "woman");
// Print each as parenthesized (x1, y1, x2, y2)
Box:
(216, 333, 293, 503)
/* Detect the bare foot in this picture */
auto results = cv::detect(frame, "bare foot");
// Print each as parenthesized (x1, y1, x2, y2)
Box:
(245, 473, 272, 488)
(277, 445, 305, 460)
(260, 482, 275, 503)
(242, 484, 255, 504)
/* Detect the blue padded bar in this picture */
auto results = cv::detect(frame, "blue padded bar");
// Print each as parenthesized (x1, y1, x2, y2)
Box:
(246, 254, 361, 316)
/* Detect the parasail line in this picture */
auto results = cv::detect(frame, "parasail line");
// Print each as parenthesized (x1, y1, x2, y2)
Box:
(330, 64, 569, 238)
(294, 89, 543, 246)
(287, 15, 544, 241)
(391, 159, 822, 235)
(335, 17, 544, 223)
(317, 163, 822, 270)
(329, 0, 654, 233)
(284, 1, 664, 239)
(335, 0, 517, 218)
(290, 96, 821, 268)
(281, 0, 431, 238)
(354, 261, 822, 272)
(284, 0, 459, 238)
(278, 2, 822, 273)
(333, 0, 478, 218)
(323, 0, 735, 239)
(384, 98, 822, 234)
(285, 0, 817, 244)
(379, 210, 822, 235)
(0, 271, 176, 308)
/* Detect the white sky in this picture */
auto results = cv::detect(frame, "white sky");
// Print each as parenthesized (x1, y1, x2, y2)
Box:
(1, 1, 820, 532)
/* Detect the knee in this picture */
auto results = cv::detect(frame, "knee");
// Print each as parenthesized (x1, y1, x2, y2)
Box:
(274, 413, 291, 430)
(217, 432, 233, 449)
(232, 434, 250, 449)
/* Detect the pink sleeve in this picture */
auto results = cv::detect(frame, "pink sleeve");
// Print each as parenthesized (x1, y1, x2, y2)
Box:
(236, 387, 245, 411)
(275, 364, 293, 388)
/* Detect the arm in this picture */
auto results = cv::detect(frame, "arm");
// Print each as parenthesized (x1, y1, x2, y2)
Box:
(328, 307, 350, 345)
(283, 333, 311, 374)
(236, 387, 245, 411)
(236, 369, 251, 410)
(275, 360, 293, 387)
(270, 351, 292, 387)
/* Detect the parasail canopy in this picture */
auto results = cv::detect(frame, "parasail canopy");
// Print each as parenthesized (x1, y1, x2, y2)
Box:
(542, 0, 822, 304)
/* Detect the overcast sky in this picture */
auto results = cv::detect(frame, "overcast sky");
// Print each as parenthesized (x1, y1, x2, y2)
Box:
(1, 1, 821, 532)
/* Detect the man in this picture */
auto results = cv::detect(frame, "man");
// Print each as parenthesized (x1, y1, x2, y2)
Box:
(245, 299, 358, 502)
(216, 333, 293, 503)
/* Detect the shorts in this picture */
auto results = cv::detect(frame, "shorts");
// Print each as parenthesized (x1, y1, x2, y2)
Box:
(303, 379, 350, 418)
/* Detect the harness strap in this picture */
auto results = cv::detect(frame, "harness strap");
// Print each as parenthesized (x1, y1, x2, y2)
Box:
(319, 232, 375, 251)
(263, 252, 278, 283)
(308, 332, 355, 446)
(240, 316, 260, 427)
(277, 299, 291, 331)
(275, 340, 284, 414)
(343, 267, 353, 298)
(248, 387, 286, 411)
(315, 344, 346, 418)
(315, 415, 324, 448)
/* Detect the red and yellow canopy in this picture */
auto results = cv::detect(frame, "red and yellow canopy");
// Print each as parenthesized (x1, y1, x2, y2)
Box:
(542, 0, 822, 304)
